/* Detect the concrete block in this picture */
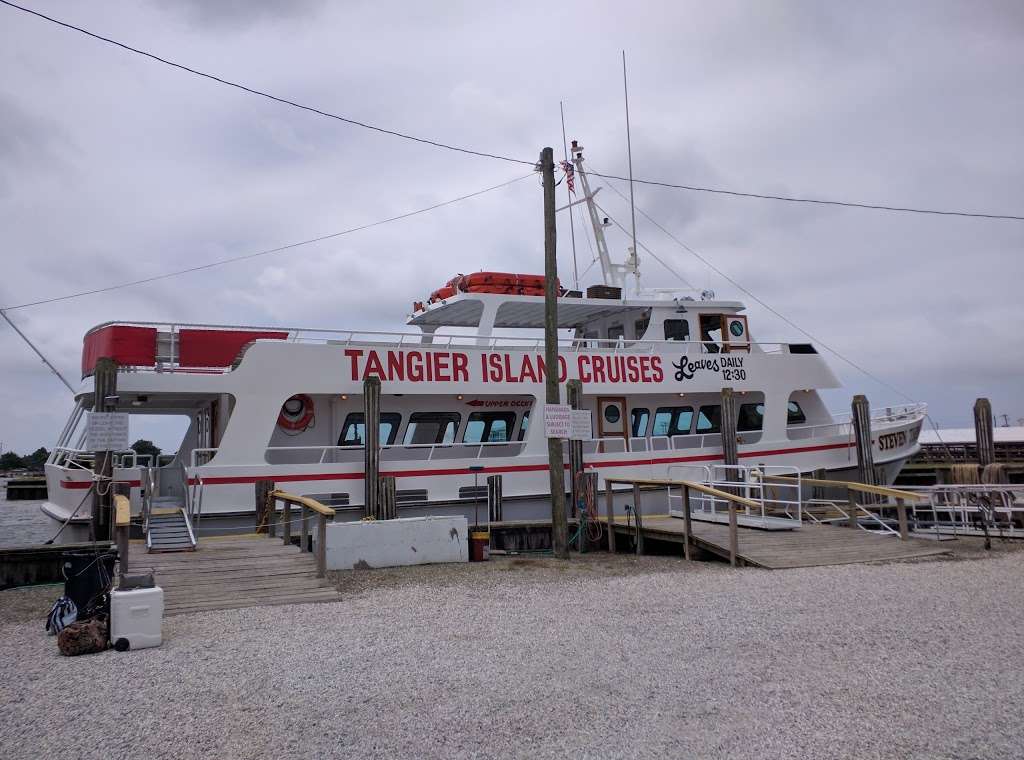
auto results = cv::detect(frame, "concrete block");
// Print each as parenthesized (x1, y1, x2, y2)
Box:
(325, 515, 468, 570)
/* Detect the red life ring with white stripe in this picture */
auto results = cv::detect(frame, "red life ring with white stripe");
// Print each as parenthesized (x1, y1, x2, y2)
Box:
(277, 394, 315, 431)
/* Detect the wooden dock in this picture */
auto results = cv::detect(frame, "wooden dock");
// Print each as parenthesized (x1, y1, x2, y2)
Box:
(138, 535, 341, 616)
(602, 514, 950, 569)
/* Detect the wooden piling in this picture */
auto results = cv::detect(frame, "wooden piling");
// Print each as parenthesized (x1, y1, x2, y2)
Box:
(632, 482, 644, 555)
(847, 491, 859, 530)
(378, 475, 397, 520)
(605, 479, 616, 553)
(567, 379, 584, 519)
(974, 397, 995, 468)
(363, 376, 381, 518)
(487, 475, 503, 522)
(91, 356, 118, 541)
(300, 505, 309, 551)
(720, 387, 739, 473)
(681, 484, 692, 561)
(282, 498, 292, 546)
(254, 479, 274, 534)
(895, 497, 909, 539)
(728, 498, 738, 567)
(852, 395, 877, 499)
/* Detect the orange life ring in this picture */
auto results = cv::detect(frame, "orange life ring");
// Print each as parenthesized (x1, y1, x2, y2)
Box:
(277, 394, 315, 431)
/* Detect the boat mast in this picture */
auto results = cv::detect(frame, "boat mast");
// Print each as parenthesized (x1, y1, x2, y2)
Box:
(569, 141, 622, 290)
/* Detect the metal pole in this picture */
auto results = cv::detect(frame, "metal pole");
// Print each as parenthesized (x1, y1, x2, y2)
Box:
(0, 308, 75, 393)
(559, 102, 579, 291)
(622, 50, 638, 289)
(541, 146, 569, 560)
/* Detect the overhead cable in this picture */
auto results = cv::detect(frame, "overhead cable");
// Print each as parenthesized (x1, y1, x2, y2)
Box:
(594, 173, 916, 402)
(0, 0, 533, 166)
(3, 0, 1022, 222)
(1, 174, 534, 311)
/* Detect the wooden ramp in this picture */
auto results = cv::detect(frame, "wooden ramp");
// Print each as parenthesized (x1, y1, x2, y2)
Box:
(135, 535, 341, 616)
(603, 515, 951, 569)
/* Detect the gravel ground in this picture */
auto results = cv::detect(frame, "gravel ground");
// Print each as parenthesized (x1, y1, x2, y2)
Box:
(1, 546, 1023, 760)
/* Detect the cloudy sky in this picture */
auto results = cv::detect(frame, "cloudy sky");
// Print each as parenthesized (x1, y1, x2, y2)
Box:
(1, 0, 1022, 452)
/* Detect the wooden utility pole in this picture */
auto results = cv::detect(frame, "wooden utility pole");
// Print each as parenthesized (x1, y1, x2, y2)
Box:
(91, 357, 118, 541)
(973, 397, 995, 468)
(541, 146, 569, 559)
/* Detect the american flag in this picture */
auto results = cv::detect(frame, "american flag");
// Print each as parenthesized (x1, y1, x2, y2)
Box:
(560, 160, 575, 194)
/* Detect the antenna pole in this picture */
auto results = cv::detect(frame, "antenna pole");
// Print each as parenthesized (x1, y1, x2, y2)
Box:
(622, 50, 639, 292)
(560, 102, 580, 291)
(0, 308, 75, 393)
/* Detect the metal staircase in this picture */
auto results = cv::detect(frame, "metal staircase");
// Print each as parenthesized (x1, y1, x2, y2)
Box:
(146, 508, 197, 552)
(141, 466, 199, 553)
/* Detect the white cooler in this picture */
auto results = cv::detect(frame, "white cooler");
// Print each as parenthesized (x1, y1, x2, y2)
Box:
(110, 586, 164, 651)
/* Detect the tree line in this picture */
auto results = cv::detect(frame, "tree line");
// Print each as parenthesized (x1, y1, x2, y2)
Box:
(0, 439, 163, 473)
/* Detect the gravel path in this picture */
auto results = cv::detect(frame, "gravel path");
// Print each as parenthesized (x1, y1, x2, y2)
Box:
(1, 550, 1022, 760)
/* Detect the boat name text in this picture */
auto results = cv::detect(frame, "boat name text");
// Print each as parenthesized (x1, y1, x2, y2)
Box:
(343, 349, 664, 385)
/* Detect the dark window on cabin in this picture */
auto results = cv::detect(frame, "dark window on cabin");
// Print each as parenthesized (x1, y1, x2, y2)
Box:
(339, 413, 401, 446)
(696, 405, 721, 433)
(631, 408, 650, 437)
(464, 412, 516, 444)
(404, 412, 461, 445)
(634, 317, 650, 339)
(517, 409, 531, 441)
(608, 324, 625, 342)
(737, 403, 764, 432)
(663, 319, 690, 341)
(787, 401, 807, 425)
(700, 315, 723, 353)
(652, 407, 694, 437)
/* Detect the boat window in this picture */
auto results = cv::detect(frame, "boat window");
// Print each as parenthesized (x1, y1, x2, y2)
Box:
(696, 405, 721, 434)
(517, 409, 531, 441)
(664, 319, 690, 342)
(608, 323, 625, 342)
(634, 316, 650, 339)
(464, 412, 517, 444)
(652, 406, 694, 437)
(338, 413, 401, 446)
(737, 403, 764, 432)
(700, 315, 723, 353)
(631, 407, 650, 437)
(787, 401, 807, 425)
(404, 412, 461, 445)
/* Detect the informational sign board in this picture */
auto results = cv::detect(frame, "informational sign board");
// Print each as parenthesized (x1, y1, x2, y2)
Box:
(569, 410, 593, 441)
(86, 412, 130, 451)
(543, 403, 572, 439)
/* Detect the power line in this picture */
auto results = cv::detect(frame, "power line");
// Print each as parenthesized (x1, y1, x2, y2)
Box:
(590, 171, 1024, 221)
(594, 172, 916, 402)
(1, 173, 534, 311)
(4, 1, 1022, 222)
(0, 0, 533, 167)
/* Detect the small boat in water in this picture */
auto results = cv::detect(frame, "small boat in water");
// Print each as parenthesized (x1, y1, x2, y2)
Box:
(41, 146, 925, 529)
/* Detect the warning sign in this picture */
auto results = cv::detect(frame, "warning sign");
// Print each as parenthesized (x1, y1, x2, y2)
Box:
(86, 412, 130, 451)
(543, 404, 572, 439)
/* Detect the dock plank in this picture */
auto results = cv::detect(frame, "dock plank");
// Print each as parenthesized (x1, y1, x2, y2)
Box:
(135, 536, 342, 615)
(602, 514, 949, 569)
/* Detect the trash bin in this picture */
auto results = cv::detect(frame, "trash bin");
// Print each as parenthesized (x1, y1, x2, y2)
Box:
(469, 531, 490, 562)
(62, 550, 116, 612)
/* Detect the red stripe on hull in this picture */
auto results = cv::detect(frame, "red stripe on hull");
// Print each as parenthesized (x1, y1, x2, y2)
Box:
(183, 441, 856, 487)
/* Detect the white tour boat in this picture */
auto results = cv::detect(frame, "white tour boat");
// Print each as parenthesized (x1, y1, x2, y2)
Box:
(41, 146, 925, 532)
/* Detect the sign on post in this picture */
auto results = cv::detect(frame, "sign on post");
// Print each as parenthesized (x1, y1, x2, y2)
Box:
(87, 412, 130, 451)
(569, 410, 592, 441)
(543, 403, 572, 439)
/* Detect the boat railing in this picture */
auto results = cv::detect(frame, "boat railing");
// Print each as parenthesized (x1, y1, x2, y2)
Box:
(87, 320, 805, 373)
(786, 421, 853, 441)
(828, 402, 928, 426)
(252, 440, 529, 466)
(666, 463, 804, 527)
(52, 447, 146, 470)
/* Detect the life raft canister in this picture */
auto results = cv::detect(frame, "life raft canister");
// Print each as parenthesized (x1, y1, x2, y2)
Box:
(277, 394, 315, 431)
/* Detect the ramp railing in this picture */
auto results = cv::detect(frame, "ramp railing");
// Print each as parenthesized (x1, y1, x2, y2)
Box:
(265, 490, 336, 578)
